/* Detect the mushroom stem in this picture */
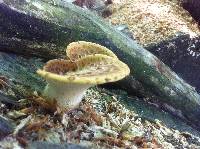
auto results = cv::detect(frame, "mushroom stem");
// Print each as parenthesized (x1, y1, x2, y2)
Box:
(43, 81, 92, 109)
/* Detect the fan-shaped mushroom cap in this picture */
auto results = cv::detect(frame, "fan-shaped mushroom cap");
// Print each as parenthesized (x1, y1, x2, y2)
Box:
(37, 54, 130, 84)
(66, 41, 118, 61)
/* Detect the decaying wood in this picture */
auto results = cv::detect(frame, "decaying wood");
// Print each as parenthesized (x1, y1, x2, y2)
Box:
(0, 51, 45, 98)
(0, 0, 200, 128)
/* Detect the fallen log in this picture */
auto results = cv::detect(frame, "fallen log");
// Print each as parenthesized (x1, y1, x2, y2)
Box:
(0, 51, 45, 98)
(0, 0, 200, 128)
(145, 33, 200, 93)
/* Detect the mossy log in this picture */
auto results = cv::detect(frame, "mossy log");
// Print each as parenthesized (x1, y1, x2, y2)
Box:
(0, 0, 200, 128)
(0, 51, 45, 98)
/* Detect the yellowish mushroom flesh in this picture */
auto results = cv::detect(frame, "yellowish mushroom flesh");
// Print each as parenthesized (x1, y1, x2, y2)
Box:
(66, 41, 118, 61)
(37, 55, 130, 110)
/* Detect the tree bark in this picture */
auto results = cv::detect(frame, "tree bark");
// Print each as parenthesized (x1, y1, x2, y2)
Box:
(0, 51, 45, 98)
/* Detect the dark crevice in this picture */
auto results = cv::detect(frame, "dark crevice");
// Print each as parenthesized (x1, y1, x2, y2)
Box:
(181, 0, 200, 25)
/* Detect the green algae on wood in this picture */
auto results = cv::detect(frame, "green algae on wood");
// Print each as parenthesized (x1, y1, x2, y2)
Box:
(0, 52, 45, 98)
(0, 0, 200, 128)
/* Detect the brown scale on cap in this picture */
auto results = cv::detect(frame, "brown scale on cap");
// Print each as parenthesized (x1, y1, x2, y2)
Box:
(67, 41, 118, 61)
(38, 54, 129, 84)
(43, 59, 78, 75)
(74, 55, 121, 78)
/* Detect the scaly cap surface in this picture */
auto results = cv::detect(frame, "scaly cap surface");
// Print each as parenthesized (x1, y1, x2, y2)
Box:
(37, 54, 130, 84)
(66, 41, 118, 61)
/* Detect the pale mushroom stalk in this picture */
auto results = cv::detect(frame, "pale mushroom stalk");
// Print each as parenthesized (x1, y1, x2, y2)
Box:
(43, 81, 92, 108)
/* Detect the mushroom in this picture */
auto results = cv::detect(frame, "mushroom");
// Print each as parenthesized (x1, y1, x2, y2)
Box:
(37, 54, 130, 110)
(66, 41, 118, 61)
